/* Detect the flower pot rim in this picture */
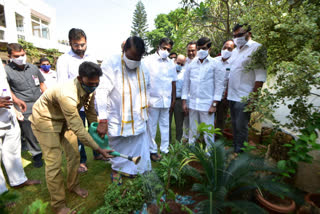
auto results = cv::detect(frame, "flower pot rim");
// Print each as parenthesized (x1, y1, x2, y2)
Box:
(255, 189, 296, 213)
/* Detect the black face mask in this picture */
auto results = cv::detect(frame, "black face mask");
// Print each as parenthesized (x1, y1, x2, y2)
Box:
(72, 47, 86, 56)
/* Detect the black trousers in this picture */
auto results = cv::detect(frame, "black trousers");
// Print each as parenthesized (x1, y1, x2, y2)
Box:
(19, 114, 42, 157)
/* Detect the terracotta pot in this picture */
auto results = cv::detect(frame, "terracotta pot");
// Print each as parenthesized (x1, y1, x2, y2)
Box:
(223, 128, 233, 140)
(305, 193, 320, 208)
(255, 190, 296, 213)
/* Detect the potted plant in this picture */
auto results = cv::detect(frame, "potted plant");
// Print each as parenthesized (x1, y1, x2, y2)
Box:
(181, 139, 302, 213)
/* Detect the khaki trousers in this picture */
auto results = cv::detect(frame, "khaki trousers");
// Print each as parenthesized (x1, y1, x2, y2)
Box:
(31, 125, 80, 210)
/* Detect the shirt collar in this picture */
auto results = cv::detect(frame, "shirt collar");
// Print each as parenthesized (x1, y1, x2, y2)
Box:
(196, 55, 212, 64)
(9, 62, 30, 71)
(238, 39, 254, 50)
(75, 78, 87, 98)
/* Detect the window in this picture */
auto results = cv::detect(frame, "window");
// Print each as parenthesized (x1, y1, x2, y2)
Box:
(31, 15, 50, 39)
(16, 13, 24, 33)
(0, 4, 5, 28)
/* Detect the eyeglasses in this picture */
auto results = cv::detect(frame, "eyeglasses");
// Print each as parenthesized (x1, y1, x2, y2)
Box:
(177, 62, 184, 66)
(233, 32, 247, 38)
(71, 43, 87, 48)
(160, 46, 172, 52)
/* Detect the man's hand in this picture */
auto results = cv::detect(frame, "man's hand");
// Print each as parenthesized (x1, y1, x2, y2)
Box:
(96, 148, 114, 159)
(208, 106, 217, 114)
(97, 120, 108, 139)
(0, 96, 13, 109)
(182, 100, 189, 116)
(169, 100, 175, 113)
(13, 97, 27, 112)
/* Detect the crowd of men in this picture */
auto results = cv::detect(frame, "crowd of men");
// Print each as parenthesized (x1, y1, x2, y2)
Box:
(0, 23, 266, 214)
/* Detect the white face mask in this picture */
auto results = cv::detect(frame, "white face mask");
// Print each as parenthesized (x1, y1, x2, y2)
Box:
(123, 53, 141, 70)
(158, 49, 170, 59)
(197, 49, 209, 59)
(234, 36, 247, 48)
(221, 49, 233, 59)
(12, 55, 27, 65)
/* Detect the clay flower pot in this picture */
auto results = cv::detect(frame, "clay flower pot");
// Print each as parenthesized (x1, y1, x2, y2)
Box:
(305, 193, 320, 208)
(256, 190, 296, 213)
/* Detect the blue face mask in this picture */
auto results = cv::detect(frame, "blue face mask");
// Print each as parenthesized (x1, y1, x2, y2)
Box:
(40, 64, 51, 72)
(176, 64, 182, 72)
(81, 83, 98, 94)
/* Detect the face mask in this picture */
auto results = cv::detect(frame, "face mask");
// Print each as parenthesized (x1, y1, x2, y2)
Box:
(158, 49, 170, 59)
(197, 49, 209, 59)
(221, 50, 232, 59)
(234, 36, 247, 48)
(81, 83, 98, 94)
(176, 64, 182, 72)
(123, 53, 141, 69)
(12, 55, 27, 65)
(40, 65, 51, 72)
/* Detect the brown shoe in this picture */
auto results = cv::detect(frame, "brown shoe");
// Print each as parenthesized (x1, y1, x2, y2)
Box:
(12, 179, 41, 189)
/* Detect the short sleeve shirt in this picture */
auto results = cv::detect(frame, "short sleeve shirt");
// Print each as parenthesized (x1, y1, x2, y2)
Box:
(5, 62, 45, 114)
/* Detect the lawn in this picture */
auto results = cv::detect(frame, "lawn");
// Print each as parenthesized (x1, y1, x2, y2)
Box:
(5, 121, 177, 214)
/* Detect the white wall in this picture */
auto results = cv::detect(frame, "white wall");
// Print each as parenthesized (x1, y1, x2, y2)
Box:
(1, 0, 68, 52)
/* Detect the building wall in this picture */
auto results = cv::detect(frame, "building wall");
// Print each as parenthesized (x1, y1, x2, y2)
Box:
(0, 0, 68, 53)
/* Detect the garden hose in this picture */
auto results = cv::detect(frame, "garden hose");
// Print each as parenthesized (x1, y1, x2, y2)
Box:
(89, 122, 141, 165)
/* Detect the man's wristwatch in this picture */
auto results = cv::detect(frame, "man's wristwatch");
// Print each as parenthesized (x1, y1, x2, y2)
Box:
(212, 102, 217, 107)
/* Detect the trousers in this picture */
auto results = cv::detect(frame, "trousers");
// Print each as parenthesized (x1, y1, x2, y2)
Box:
(19, 114, 42, 157)
(229, 101, 251, 153)
(0, 119, 28, 194)
(148, 107, 170, 153)
(31, 125, 80, 210)
(169, 99, 184, 142)
(189, 109, 215, 149)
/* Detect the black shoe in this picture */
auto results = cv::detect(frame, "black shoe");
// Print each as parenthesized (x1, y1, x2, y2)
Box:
(33, 154, 43, 168)
(150, 153, 162, 162)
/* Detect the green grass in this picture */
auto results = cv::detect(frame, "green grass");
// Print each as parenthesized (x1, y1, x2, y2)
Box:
(6, 119, 177, 213)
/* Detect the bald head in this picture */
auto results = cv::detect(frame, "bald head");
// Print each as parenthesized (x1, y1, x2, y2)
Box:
(176, 54, 186, 66)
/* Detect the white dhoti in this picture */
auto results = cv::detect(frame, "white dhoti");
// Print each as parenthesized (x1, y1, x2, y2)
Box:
(189, 109, 215, 148)
(148, 107, 170, 154)
(109, 131, 151, 175)
(0, 119, 28, 194)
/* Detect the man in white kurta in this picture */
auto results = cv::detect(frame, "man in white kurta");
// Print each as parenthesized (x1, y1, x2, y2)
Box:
(182, 41, 198, 141)
(0, 60, 40, 194)
(96, 37, 151, 176)
(56, 28, 101, 172)
(144, 38, 177, 158)
(182, 37, 225, 149)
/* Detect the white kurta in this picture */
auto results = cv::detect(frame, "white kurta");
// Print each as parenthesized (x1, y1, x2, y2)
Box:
(227, 40, 267, 102)
(96, 54, 151, 174)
